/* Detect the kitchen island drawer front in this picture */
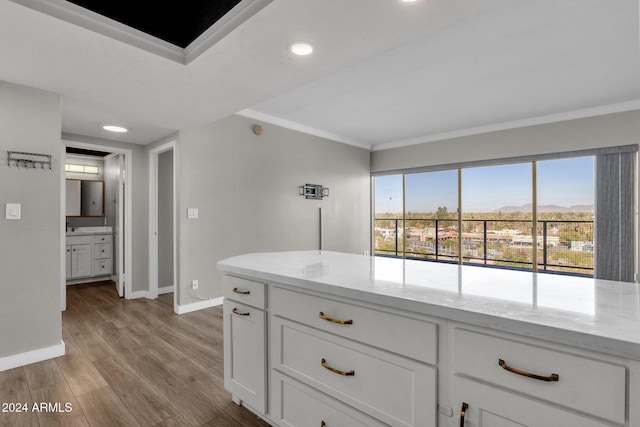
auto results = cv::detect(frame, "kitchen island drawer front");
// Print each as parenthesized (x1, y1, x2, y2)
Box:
(272, 317, 436, 427)
(453, 376, 618, 427)
(454, 328, 626, 424)
(223, 300, 266, 413)
(223, 275, 266, 309)
(273, 372, 388, 427)
(271, 286, 437, 364)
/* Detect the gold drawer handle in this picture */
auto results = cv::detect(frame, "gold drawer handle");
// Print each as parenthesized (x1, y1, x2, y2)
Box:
(321, 358, 354, 376)
(232, 287, 250, 295)
(498, 358, 559, 382)
(459, 402, 468, 427)
(319, 311, 353, 325)
(232, 308, 250, 316)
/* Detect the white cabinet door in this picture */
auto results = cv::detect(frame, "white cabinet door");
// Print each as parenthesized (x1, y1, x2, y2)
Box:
(65, 246, 72, 279)
(71, 244, 92, 278)
(223, 300, 266, 414)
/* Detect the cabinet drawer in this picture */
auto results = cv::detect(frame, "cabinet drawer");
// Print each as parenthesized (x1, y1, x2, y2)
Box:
(92, 234, 112, 244)
(272, 317, 436, 427)
(453, 328, 626, 424)
(93, 259, 112, 276)
(453, 376, 618, 427)
(67, 235, 91, 245)
(272, 286, 437, 364)
(223, 275, 266, 309)
(272, 372, 387, 427)
(95, 243, 111, 259)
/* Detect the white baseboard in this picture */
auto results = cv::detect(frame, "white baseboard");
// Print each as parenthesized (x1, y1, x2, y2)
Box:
(127, 290, 149, 299)
(176, 296, 224, 314)
(0, 341, 65, 372)
(158, 286, 174, 295)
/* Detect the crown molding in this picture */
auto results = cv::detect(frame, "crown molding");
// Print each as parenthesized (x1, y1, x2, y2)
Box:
(237, 109, 373, 150)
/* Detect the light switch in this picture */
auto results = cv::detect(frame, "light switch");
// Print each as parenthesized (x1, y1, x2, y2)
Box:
(5, 203, 21, 220)
(187, 208, 199, 219)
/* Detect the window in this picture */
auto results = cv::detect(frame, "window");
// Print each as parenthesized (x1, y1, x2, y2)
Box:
(372, 148, 633, 280)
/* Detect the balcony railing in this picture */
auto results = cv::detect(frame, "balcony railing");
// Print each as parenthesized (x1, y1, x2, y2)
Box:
(374, 218, 594, 276)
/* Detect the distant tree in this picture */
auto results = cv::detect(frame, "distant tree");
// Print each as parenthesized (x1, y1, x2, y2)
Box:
(436, 206, 449, 219)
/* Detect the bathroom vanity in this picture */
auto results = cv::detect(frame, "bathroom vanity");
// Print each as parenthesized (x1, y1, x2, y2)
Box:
(218, 251, 640, 427)
(66, 227, 113, 282)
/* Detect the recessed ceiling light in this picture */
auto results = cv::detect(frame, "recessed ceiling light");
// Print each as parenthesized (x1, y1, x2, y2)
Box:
(400, 0, 419, 3)
(103, 125, 128, 133)
(289, 41, 313, 56)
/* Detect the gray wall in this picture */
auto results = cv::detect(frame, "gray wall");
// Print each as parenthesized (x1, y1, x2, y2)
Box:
(62, 133, 149, 293)
(371, 110, 640, 172)
(0, 81, 62, 358)
(158, 149, 174, 288)
(176, 114, 371, 306)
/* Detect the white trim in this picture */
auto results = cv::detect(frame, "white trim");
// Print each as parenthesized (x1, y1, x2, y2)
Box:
(148, 141, 177, 310)
(60, 143, 67, 311)
(372, 100, 640, 151)
(158, 286, 174, 295)
(128, 290, 149, 299)
(62, 140, 133, 301)
(184, 0, 273, 64)
(10, 0, 272, 65)
(239, 101, 640, 153)
(236, 109, 373, 150)
(175, 297, 224, 315)
(0, 341, 65, 372)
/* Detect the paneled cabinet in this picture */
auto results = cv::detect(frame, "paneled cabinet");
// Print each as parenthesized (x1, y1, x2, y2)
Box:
(66, 233, 112, 281)
(66, 237, 92, 279)
(221, 272, 634, 427)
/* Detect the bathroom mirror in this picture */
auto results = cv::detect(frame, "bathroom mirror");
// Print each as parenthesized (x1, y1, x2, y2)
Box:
(66, 179, 104, 217)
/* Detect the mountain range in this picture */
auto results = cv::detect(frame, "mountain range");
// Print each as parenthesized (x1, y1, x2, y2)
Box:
(494, 204, 594, 213)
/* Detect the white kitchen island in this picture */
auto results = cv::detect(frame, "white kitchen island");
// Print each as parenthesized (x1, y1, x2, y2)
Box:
(218, 250, 640, 427)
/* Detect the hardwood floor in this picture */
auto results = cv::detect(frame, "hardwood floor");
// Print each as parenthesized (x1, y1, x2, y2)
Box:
(0, 282, 270, 427)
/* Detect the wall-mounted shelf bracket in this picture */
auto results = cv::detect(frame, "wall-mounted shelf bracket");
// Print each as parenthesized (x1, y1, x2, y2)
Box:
(300, 184, 329, 200)
(7, 151, 52, 170)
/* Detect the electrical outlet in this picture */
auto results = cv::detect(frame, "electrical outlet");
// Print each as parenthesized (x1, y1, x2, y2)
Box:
(191, 279, 199, 290)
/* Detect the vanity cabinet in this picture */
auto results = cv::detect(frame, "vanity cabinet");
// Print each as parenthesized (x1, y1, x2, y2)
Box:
(66, 236, 92, 279)
(66, 233, 112, 281)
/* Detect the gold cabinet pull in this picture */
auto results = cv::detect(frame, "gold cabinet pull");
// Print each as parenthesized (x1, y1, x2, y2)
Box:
(498, 359, 559, 382)
(232, 287, 250, 295)
(321, 358, 355, 376)
(319, 311, 353, 325)
(232, 308, 250, 316)
(459, 402, 468, 427)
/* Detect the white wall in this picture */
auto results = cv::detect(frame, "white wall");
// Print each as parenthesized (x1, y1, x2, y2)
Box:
(371, 110, 640, 172)
(0, 81, 62, 359)
(176, 114, 371, 306)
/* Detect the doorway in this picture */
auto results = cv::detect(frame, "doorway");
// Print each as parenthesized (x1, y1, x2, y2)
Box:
(148, 141, 177, 311)
(60, 141, 133, 310)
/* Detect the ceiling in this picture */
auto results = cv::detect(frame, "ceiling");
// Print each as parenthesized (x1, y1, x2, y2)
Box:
(1, 0, 639, 151)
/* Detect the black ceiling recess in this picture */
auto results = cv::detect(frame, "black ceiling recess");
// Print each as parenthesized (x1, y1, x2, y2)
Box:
(66, 147, 112, 158)
(66, 0, 243, 48)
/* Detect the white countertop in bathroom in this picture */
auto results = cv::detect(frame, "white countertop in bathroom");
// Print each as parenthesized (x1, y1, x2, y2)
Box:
(66, 226, 113, 236)
(218, 250, 640, 359)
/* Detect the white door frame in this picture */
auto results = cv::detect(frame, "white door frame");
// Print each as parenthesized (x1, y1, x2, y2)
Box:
(148, 141, 177, 309)
(60, 140, 133, 310)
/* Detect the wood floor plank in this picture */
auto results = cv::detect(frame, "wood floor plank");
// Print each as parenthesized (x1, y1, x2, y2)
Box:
(75, 386, 140, 427)
(23, 359, 66, 391)
(1, 282, 268, 427)
(31, 381, 89, 427)
(91, 356, 176, 426)
(55, 340, 108, 396)
(0, 368, 39, 427)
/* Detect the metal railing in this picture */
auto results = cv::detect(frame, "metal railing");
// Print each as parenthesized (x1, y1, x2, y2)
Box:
(374, 218, 594, 276)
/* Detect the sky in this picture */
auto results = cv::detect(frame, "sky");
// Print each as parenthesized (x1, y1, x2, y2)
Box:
(374, 156, 594, 214)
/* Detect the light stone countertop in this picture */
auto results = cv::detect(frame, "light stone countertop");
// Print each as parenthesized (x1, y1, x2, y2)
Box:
(218, 250, 640, 360)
